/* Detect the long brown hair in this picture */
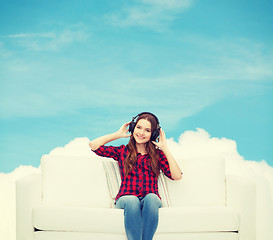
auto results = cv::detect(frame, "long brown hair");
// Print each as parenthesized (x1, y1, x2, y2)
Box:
(125, 113, 160, 176)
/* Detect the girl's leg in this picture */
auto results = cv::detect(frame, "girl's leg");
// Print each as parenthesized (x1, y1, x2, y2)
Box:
(140, 193, 162, 240)
(115, 195, 142, 240)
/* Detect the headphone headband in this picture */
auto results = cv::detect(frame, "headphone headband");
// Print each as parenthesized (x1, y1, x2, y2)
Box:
(132, 112, 159, 126)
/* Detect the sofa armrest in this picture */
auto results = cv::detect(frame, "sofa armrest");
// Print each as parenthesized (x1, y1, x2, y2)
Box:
(16, 174, 42, 240)
(226, 175, 256, 240)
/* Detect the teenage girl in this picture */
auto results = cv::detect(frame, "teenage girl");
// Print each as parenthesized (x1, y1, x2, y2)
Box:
(89, 112, 182, 240)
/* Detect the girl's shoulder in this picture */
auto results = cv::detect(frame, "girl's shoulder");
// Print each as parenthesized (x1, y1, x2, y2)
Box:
(109, 144, 127, 153)
(114, 144, 127, 154)
(106, 144, 126, 150)
(95, 144, 126, 154)
(112, 144, 125, 148)
(118, 144, 126, 149)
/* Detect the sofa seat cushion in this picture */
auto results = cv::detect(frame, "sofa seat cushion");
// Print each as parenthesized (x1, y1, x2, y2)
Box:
(157, 206, 239, 233)
(33, 206, 239, 233)
(33, 206, 125, 233)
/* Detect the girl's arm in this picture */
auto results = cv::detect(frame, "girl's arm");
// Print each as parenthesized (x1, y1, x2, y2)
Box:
(89, 122, 131, 151)
(152, 129, 182, 180)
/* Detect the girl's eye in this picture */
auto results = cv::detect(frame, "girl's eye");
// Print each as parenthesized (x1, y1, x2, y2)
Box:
(137, 126, 141, 129)
(146, 129, 151, 132)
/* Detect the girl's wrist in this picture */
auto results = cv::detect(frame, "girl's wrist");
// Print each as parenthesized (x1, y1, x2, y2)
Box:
(113, 131, 122, 139)
(160, 145, 169, 153)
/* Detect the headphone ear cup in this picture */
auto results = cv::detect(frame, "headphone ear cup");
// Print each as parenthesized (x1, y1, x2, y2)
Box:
(151, 129, 160, 141)
(129, 121, 136, 133)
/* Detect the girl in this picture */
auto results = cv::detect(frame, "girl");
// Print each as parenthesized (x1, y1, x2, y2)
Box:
(89, 112, 182, 240)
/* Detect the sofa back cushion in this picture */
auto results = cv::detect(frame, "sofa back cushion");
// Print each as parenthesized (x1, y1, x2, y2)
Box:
(41, 154, 111, 208)
(166, 156, 226, 206)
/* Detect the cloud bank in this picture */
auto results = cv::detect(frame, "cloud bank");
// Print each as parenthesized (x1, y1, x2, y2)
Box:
(1, 129, 272, 240)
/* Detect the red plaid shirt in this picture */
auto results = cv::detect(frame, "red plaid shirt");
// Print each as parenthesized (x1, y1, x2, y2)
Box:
(93, 145, 173, 202)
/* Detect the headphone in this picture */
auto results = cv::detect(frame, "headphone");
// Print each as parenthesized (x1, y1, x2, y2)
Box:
(128, 112, 161, 141)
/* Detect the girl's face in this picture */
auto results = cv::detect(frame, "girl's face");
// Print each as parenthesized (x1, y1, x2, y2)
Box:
(133, 119, 152, 144)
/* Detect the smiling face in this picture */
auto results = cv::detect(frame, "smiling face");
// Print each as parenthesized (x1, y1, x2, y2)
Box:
(133, 118, 152, 144)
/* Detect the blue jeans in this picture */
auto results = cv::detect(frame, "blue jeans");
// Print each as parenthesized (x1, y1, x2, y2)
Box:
(115, 193, 162, 240)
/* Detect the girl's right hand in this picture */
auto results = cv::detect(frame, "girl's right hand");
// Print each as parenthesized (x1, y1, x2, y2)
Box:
(117, 122, 132, 138)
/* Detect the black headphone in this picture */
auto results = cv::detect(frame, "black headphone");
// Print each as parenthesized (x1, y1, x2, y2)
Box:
(128, 112, 161, 141)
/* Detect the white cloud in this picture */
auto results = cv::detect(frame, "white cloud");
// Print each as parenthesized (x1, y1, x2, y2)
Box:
(4, 26, 90, 52)
(49, 137, 92, 157)
(1, 129, 272, 240)
(105, 0, 193, 31)
(141, 0, 193, 9)
(6, 32, 56, 39)
(180, 36, 273, 82)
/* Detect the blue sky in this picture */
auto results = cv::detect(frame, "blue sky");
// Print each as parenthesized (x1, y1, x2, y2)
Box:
(0, 0, 273, 172)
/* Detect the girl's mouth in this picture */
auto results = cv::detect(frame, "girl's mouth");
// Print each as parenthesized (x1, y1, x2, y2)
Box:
(136, 135, 145, 140)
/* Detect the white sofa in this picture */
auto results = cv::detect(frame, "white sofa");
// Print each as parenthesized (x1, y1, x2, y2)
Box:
(16, 153, 256, 240)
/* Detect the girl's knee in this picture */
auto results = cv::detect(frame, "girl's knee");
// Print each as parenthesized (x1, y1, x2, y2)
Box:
(145, 193, 161, 202)
(116, 195, 141, 210)
(143, 193, 162, 208)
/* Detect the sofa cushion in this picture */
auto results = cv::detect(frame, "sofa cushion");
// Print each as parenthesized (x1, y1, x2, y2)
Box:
(157, 206, 239, 233)
(166, 156, 226, 206)
(33, 206, 124, 233)
(102, 159, 171, 207)
(32, 206, 239, 233)
(41, 154, 111, 208)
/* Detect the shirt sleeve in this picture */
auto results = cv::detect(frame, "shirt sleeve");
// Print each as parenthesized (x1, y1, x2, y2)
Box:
(92, 145, 124, 161)
(158, 150, 174, 180)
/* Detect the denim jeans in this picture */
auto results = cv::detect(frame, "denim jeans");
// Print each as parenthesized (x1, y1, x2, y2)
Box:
(115, 193, 162, 240)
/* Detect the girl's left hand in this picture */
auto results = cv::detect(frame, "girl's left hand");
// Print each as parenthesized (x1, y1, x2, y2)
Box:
(152, 129, 167, 150)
